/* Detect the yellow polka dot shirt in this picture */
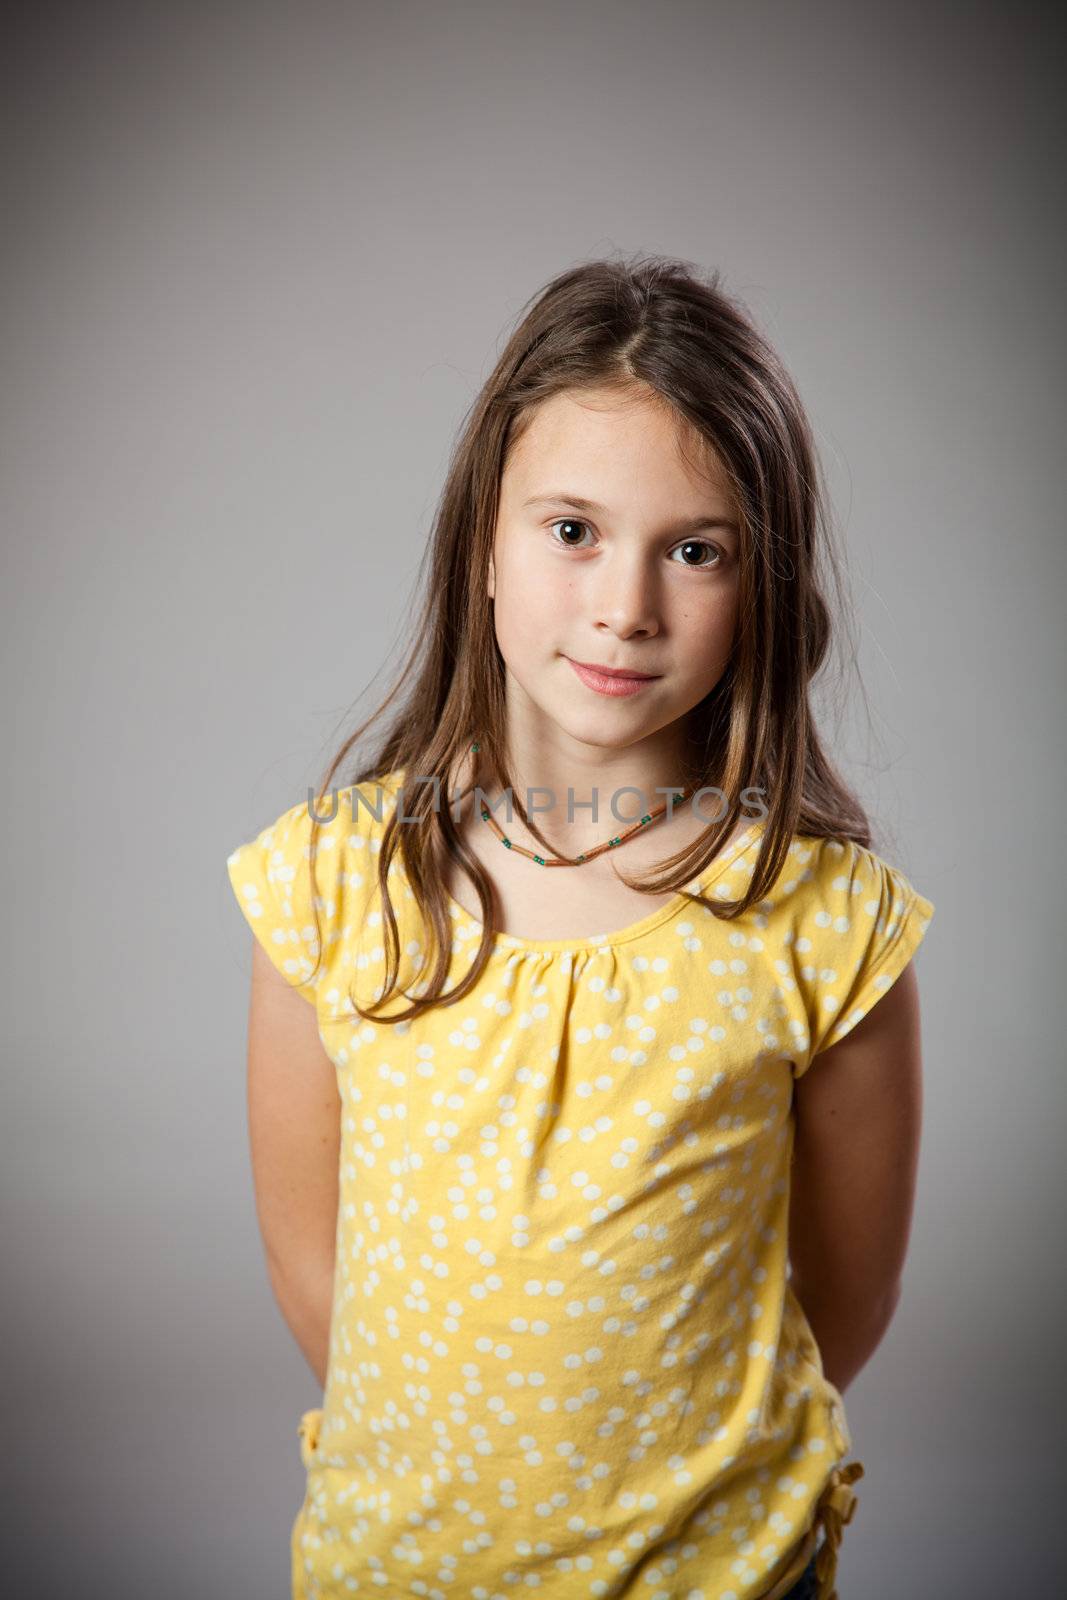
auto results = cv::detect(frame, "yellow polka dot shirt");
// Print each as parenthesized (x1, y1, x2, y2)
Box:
(226, 770, 935, 1600)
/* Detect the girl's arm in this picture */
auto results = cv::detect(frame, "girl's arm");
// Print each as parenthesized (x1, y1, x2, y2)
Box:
(245, 940, 342, 1389)
(787, 960, 924, 1395)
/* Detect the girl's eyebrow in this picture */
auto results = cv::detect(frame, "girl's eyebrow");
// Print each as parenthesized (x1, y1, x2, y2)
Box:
(522, 491, 739, 535)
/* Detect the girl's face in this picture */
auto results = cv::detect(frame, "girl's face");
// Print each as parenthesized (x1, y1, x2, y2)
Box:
(488, 384, 741, 760)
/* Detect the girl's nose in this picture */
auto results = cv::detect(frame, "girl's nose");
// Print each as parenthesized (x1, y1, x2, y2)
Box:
(592, 553, 661, 637)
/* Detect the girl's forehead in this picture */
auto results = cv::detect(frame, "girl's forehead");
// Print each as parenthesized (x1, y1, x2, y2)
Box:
(505, 388, 732, 502)
(516, 383, 667, 439)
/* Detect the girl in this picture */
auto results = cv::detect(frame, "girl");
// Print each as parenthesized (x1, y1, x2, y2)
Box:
(227, 255, 934, 1600)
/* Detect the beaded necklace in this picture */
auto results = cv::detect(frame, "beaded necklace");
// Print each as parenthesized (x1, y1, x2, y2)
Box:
(468, 741, 691, 868)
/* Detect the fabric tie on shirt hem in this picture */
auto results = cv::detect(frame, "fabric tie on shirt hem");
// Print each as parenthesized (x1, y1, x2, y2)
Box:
(298, 1406, 323, 1468)
(811, 1459, 864, 1600)
(291, 1409, 324, 1600)
(756, 1458, 864, 1600)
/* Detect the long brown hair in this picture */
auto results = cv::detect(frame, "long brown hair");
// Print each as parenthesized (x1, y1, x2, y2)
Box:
(305, 252, 870, 1024)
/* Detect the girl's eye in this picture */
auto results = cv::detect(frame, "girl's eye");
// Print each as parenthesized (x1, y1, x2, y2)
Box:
(548, 518, 596, 549)
(547, 519, 724, 569)
(668, 539, 723, 569)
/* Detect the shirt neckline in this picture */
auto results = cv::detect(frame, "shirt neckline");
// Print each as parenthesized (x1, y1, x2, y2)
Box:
(370, 766, 765, 954)
(441, 817, 766, 953)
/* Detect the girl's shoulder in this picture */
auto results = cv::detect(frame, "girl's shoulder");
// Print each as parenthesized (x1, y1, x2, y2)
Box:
(225, 769, 405, 1010)
(768, 830, 936, 1071)
(787, 830, 935, 927)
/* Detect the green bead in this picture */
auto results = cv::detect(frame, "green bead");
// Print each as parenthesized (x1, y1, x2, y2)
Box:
(471, 741, 480, 752)
(503, 838, 511, 848)
(534, 855, 544, 865)
(641, 814, 652, 824)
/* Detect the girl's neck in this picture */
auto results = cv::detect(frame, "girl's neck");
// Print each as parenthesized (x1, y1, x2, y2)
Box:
(457, 736, 698, 863)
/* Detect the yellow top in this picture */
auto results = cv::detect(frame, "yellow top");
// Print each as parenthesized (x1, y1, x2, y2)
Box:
(226, 769, 935, 1600)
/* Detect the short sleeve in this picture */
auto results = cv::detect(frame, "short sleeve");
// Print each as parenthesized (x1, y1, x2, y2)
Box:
(225, 792, 350, 1007)
(796, 838, 936, 1071)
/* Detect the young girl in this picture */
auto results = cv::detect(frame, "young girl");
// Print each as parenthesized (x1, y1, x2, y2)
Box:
(226, 255, 934, 1600)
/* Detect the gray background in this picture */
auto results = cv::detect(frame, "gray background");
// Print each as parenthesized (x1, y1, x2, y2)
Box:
(3, 2, 1063, 1596)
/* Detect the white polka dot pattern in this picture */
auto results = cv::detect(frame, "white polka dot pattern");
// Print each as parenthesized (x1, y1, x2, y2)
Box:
(226, 773, 935, 1598)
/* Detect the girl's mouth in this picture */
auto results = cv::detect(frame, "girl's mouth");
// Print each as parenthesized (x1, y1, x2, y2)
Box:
(565, 657, 660, 697)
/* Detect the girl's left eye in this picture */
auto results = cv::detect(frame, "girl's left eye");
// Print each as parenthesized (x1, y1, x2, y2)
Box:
(547, 519, 723, 568)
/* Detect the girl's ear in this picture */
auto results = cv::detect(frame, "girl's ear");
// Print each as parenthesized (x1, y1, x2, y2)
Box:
(487, 555, 495, 600)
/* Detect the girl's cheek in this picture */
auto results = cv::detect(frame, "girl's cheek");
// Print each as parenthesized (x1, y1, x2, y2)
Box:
(506, 556, 576, 617)
(494, 578, 555, 657)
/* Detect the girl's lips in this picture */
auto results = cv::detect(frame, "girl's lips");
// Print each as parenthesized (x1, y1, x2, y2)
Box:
(566, 658, 660, 698)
